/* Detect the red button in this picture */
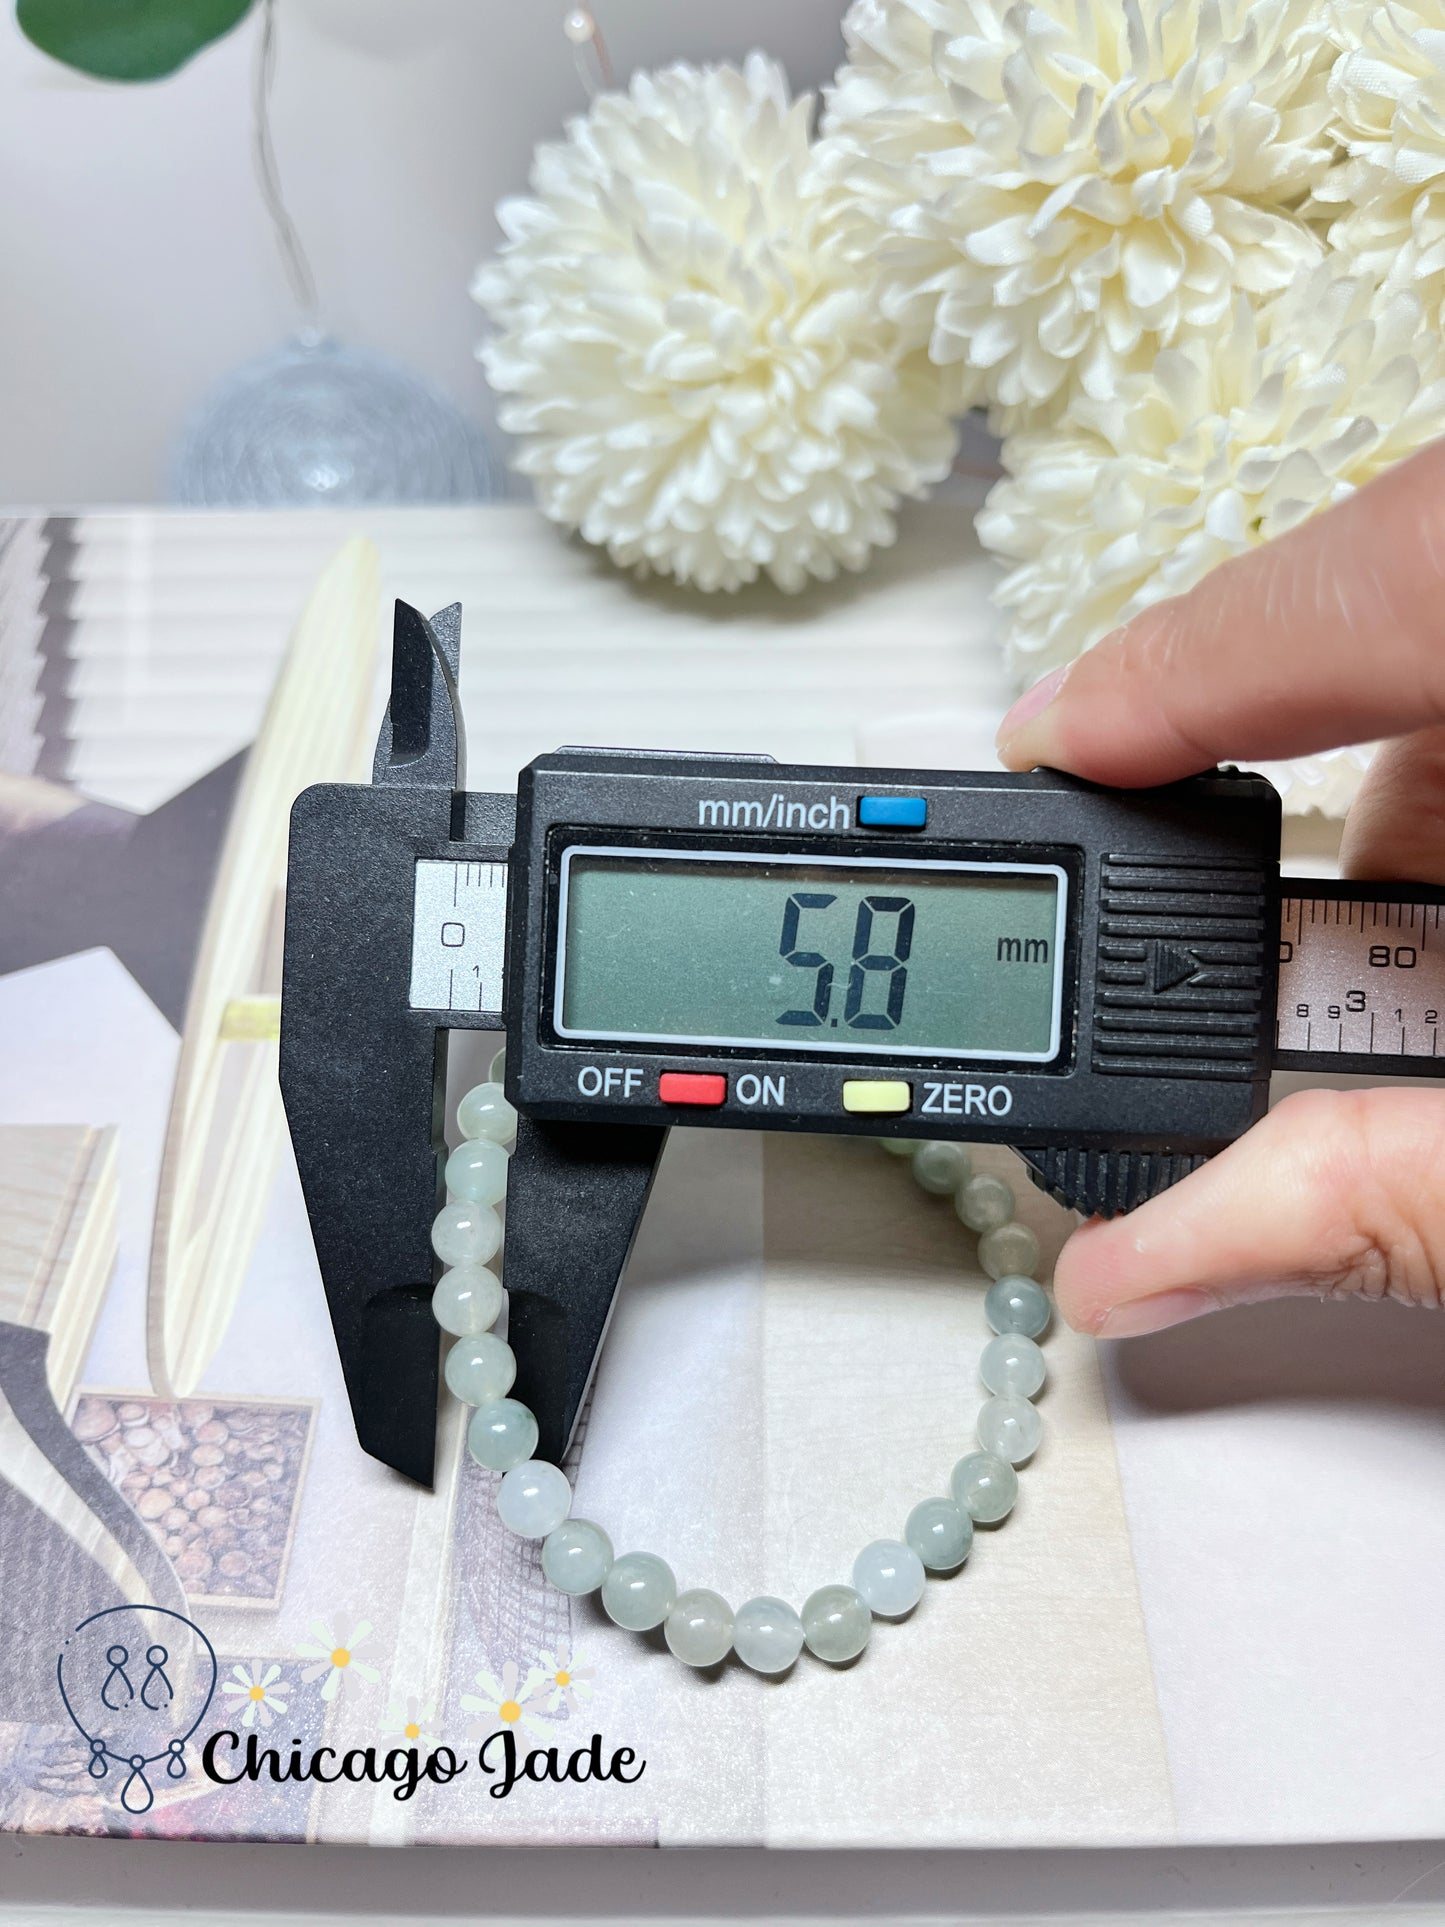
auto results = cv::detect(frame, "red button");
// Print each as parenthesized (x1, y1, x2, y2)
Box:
(658, 1072, 727, 1107)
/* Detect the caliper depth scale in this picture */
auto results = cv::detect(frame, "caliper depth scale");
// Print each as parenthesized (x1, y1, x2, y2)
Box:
(278, 603, 1445, 1485)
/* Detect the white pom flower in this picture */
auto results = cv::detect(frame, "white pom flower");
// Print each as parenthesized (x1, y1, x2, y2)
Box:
(821, 0, 1337, 424)
(1315, 1, 1445, 321)
(977, 265, 1445, 806)
(473, 54, 957, 593)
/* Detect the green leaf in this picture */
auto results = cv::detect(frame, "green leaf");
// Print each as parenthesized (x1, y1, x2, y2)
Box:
(17, 0, 254, 81)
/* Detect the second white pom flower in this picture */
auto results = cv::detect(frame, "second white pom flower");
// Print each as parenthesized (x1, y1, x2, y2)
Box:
(822, 0, 1337, 424)
(977, 264, 1445, 809)
(1316, 0, 1445, 324)
(978, 265, 1445, 671)
(473, 54, 956, 593)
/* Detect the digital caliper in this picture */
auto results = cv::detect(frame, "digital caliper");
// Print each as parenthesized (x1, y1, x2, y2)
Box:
(278, 603, 1445, 1485)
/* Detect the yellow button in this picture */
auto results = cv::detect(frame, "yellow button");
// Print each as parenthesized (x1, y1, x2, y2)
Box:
(841, 1079, 912, 1115)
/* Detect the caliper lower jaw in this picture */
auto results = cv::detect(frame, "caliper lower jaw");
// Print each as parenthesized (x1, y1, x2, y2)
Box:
(1017, 1146, 1211, 1219)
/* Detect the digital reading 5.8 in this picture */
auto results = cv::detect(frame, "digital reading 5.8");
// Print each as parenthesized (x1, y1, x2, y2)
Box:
(556, 849, 1066, 1061)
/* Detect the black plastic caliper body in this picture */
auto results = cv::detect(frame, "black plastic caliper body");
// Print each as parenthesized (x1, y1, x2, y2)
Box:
(280, 602, 1279, 1484)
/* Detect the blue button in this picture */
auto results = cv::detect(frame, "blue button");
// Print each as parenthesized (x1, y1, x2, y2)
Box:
(858, 794, 927, 829)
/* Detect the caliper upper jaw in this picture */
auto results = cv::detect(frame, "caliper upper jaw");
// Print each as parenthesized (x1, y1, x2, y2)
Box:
(373, 599, 467, 795)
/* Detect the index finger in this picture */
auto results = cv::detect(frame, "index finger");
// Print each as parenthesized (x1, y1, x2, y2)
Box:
(994, 437, 1445, 787)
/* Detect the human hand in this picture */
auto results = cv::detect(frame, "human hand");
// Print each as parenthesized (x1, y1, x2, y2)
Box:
(994, 437, 1445, 1337)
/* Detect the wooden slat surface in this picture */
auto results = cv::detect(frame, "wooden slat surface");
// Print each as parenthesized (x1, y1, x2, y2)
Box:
(0, 1123, 118, 1404)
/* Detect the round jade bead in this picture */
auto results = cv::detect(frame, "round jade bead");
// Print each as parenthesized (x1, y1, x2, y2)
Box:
(911, 1140, 971, 1196)
(431, 1200, 502, 1269)
(802, 1584, 871, 1663)
(954, 1172, 1014, 1233)
(444, 1331, 516, 1406)
(468, 1397, 538, 1472)
(445, 1138, 509, 1207)
(951, 1450, 1017, 1524)
(877, 1137, 916, 1157)
(852, 1539, 926, 1618)
(542, 1518, 613, 1595)
(602, 1552, 677, 1631)
(733, 1596, 805, 1674)
(489, 1044, 507, 1084)
(980, 1332, 1046, 1400)
(432, 1265, 504, 1337)
(496, 1460, 571, 1538)
(905, 1496, 973, 1572)
(457, 1081, 517, 1145)
(665, 1589, 735, 1667)
(978, 1394, 1043, 1465)
(978, 1221, 1040, 1282)
(985, 1274, 1051, 1338)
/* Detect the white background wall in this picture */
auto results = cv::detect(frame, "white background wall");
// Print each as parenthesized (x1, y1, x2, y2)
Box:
(0, 0, 850, 506)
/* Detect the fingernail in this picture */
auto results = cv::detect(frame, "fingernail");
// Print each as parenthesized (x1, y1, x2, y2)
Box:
(996, 662, 1070, 758)
(1094, 1289, 1219, 1338)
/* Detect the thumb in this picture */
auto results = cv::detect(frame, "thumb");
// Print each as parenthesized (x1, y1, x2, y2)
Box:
(1053, 1088, 1445, 1336)
(994, 436, 1445, 788)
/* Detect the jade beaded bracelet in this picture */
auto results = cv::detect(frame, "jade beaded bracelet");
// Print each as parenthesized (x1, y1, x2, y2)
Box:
(430, 1056, 1051, 1674)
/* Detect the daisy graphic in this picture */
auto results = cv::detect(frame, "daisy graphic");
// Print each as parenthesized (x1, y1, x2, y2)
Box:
(535, 1646, 595, 1717)
(220, 1662, 289, 1730)
(379, 1694, 439, 1747)
(460, 1660, 550, 1742)
(296, 1614, 380, 1701)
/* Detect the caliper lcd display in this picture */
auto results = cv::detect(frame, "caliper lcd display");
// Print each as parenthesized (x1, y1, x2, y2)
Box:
(554, 847, 1067, 1061)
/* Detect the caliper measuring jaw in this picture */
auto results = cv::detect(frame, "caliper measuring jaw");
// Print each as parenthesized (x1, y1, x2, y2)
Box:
(279, 601, 664, 1486)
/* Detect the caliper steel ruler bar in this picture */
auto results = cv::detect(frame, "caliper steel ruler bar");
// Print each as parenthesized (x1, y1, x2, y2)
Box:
(1275, 883, 1445, 1073)
(278, 604, 1445, 1484)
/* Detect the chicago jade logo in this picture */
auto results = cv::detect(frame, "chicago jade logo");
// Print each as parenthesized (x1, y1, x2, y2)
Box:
(56, 1605, 219, 1815)
(201, 1724, 646, 1803)
(58, 1606, 645, 1809)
